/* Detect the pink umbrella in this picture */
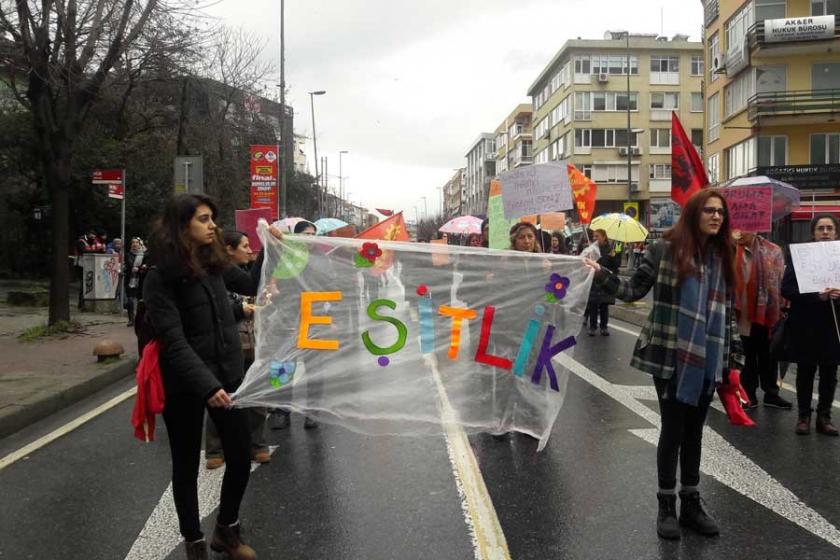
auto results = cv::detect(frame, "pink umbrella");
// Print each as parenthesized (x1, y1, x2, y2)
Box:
(439, 215, 482, 235)
(272, 217, 305, 232)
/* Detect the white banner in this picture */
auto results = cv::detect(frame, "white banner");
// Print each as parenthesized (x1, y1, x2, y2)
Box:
(765, 16, 835, 43)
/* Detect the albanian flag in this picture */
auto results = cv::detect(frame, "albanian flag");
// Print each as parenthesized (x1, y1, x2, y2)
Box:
(671, 112, 709, 207)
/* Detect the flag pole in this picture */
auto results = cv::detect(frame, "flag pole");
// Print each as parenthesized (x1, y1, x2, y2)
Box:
(831, 300, 840, 345)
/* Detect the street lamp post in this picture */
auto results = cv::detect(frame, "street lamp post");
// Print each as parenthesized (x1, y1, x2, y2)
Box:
(278, 0, 287, 218)
(624, 31, 633, 204)
(309, 90, 326, 216)
(339, 150, 349, 220)
(421, 196, 428, 219)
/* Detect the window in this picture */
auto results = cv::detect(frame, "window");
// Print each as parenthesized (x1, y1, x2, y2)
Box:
(708, 93, 720, 141)
(650, 129, 671, 148)
(534, 117, 549, 140)
(812, 0, 840, 16)
(758, 136, 787, 167)
(691, 56, 704, 76)
(651, 56, 680, 73)
(578, 91, 639, 114)
(574, 91, 592, 120)
(574, 55, 591, 75)
(725, 3, 754, 55)
(724, 70, 755, 117)
(651, 92, 680, 109)
(576, 128, 640, 148)
(691, 92, 704, 112)
(649, 164, 672, 179)
(575, 128, 591, 148)
(725, 137, 757, 179)
(812, 63, 840, 91)
(592, 163, 640, 183)
(591, 54, 639, 75)
(811, 133, 840, 164)
(691, 129, 704, 149)
(709, 33, 720, 83)
(707, 153, 720, 183)
(535, 149, 549, 164)
(755, 0, 786, 20)
(756, 65, 787, 94)
(581, 165, 592, 178)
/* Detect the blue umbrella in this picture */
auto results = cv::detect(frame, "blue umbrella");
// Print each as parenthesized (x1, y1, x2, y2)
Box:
(314, 218, 349, 235)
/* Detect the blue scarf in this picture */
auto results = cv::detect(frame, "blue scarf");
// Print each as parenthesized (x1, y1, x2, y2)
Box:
(674, 250, 726, 406)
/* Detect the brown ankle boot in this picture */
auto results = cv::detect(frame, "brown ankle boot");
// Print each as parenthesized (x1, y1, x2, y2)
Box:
(211, 522, 256, 560)
(816, 414, 839, 436)
(795, 416, 811, 435)
(185, 539, 208, 560)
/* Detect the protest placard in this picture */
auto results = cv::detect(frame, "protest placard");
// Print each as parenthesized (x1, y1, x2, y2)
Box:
(500, 161, 573, 220)
(488, 180, 517, 249)
(719, 186, 772, 232)
(789, 240, 840, 293)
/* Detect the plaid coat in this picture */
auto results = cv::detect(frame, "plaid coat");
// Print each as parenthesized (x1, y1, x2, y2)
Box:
(597, 240, 738, 380)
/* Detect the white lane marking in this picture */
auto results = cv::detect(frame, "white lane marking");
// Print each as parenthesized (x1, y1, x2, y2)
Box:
(124, 448, 277, 560)
(428, 358, 510, 560)
(609, 322, 641, 337)
(557, 354, 840, 550)
(0, 386, 137, 471)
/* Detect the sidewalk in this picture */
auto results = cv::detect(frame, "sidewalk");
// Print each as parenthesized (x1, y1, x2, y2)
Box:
(0, 297, 137, 439)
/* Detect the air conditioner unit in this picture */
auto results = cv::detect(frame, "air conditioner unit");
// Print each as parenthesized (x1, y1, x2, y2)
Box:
(631, 147, 641, 156)
(711, 55, 725, 74)
(619, 147, 629, 156)
(597, 73, 609, 83)
(630, 182, 640, 192)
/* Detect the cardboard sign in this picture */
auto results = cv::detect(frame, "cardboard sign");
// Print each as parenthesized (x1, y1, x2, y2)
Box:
(789, 240, 840, 293)
(500, 162, 573, 220)
(235, 208, 274, 252)
(720, 186, 772, 233)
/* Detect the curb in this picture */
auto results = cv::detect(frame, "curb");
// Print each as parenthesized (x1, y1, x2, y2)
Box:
(610, 305, 647, 329)
(0, 358, 136, 440)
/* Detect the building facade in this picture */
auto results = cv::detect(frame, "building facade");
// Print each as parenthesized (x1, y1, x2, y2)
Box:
(442, 168, 465, 219)
(527, 31, 704, 224)
(463, 133, 496, 215)
(702, 0, 840, 222)
(495, 104, 534, 175)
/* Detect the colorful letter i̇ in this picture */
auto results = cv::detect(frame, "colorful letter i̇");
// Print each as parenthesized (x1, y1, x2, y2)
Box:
(513, 305, 545, 377)
(417, 285, 435, 354)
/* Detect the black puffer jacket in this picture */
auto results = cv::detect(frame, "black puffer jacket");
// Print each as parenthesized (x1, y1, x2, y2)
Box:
(143, 256, 262, 399)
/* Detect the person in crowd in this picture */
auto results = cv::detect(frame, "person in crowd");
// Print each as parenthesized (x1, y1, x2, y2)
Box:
(124, 238, 146, 326)
(509, 221, 541, 253)
(75, 230, 105, 310)
(467, 233, 482, 247)
(585, 229, 620, 336)
(143, 194, 277, 560)
(633, 242, 645, 270)
(732, 230, 790, 410)
(549, 231, 568, 255)
(584, 189, 736, 540)
(782, 214, 840, 436)
(205, 231, 271, 470)
(271, 219, 320, 431)
(107, 237, 123, 256)
(480, 218, 490, 248)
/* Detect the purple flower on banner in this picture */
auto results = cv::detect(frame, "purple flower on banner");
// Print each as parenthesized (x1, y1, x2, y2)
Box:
(544, 273, 570, 303)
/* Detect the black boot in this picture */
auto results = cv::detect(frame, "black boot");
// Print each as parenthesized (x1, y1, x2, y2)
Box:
(184, 539, 208, 560)
(679, 490, 719, 536)
(656, 493, 680, 540)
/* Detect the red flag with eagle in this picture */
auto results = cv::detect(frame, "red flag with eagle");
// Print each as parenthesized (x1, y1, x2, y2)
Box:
(671, 111, 709, 207)
(568, 164, 597, 225)
(355, 212, 409, 275)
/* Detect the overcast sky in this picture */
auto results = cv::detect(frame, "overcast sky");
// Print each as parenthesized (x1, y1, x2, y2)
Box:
(208, 0, 703, 219)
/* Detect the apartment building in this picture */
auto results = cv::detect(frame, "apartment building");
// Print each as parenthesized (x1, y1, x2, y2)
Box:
(463, 133, 496, 215)
(702, 0, 840, 222)
(527, 31, 704, 225)
(442, 168, 465, 219)
(494, 104, 534, 175)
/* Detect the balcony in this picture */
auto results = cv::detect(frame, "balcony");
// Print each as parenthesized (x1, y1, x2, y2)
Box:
(747, 16, 839, 57)
(747, 89, 840, 125)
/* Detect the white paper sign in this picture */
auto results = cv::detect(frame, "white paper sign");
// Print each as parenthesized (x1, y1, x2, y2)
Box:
(789, 240, 840, 293)
(500, 161, 573, 220)
(765, 16, 835, 43)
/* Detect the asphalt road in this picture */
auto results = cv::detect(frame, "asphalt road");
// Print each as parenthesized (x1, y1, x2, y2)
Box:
(1, 318, 838, 560)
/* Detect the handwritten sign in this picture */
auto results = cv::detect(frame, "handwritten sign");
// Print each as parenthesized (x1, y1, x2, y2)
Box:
(500, 162, 573, 220)
(488, 180, 518, 249)
(790, 240, 840, 293)
(720, 186, 772, 232)
(235, 207, 274, 252)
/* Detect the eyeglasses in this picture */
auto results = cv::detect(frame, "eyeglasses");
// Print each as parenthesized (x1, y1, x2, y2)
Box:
(815, 225, 836, 232)
(702, 207, 726, 217)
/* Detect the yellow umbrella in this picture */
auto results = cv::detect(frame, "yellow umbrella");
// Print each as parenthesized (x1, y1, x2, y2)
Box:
(589, 213, 649, 243)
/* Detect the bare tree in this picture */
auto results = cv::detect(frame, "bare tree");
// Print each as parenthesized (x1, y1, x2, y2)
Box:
(0, 1, 210, 324)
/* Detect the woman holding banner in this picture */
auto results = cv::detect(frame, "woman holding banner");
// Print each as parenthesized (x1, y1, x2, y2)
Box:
(781, 214, 840, 437)
(584, 189, 737, 540)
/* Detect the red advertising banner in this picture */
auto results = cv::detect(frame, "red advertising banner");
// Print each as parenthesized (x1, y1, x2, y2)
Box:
(235, 208, 274, 252)
(108, 183, 125, 200)
(250, 144, 279, 219)
(719, 186, 773, 233)
(92, 169, 124, 184)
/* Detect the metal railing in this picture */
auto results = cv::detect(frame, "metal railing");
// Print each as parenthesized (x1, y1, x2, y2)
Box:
(747, 16, 840, 48)
(747, 89, 840, 121)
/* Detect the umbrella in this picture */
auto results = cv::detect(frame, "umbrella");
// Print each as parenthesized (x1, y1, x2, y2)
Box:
(718, 175, 800, 221)
(272, 217, 305, 232)
(439, 215, 482, 235)
(589, 213, 649, 243)
(314, 218, 349, 235)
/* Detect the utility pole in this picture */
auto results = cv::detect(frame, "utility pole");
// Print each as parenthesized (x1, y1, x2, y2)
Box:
(278, 0, 287, 218)
(625, 31, 633, 205)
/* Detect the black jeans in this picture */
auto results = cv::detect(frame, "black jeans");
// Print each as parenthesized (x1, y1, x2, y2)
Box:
(586, 302, 609, 330)
(163, 392, 252, 541)
(654, 378, 713, 491)
(740, 323, 779, 400)
(796, 363, 838, 418)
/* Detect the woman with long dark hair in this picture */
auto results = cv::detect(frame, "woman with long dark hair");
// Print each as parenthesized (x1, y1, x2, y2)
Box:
(143, 194, 278, 560)
(782, 214, 840, 436)
(584, 189, 736, 540)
